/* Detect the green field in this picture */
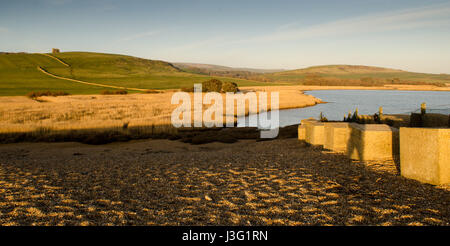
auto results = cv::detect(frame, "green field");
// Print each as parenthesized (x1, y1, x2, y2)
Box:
(0, 52, 274, 96)
(0, 53, 107, 96)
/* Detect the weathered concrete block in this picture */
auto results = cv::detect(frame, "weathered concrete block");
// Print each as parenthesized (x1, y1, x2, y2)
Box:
(400, 127, 450, 185)
(324, 122, 351, 152)
(347, 123, 399, 161)
(305, 121, 325, 146)
(298, 125, 306, 140)
(300, 118, 317, 125)
(298, 118, 316, 141)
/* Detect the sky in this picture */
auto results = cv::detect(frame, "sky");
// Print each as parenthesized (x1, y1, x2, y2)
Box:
(1, 0, 450, 74)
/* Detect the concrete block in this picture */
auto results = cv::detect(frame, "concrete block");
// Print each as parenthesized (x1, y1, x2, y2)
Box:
(400, 127, 450, 185)
(305, 121, 325, 146)
(324, 122, 351, 152)
(347, 123, 399, 161)
(299, 118, 317, 141)
(300, 118, 317, 125)
(298, 125, 306, 140)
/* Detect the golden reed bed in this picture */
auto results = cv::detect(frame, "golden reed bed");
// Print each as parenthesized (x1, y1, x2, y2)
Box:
(0, 87, 322, 142)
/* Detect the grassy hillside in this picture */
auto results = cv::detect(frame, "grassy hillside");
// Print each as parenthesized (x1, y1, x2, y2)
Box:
(0, 52, 272, 96)
(2, 53, 448, 96)
(0, 53, 110, 96)
(263, 65, 450, 86)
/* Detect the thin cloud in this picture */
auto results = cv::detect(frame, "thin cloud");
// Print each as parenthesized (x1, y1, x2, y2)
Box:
(116, 31, 160, 43)
(0, 27, 8, 33)
(169, 36, 228, 52)
(234, 2, 450, 44)
(44, 0, 72, 5)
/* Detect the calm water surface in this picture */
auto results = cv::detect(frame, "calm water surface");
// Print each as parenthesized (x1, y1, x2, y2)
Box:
(238, 90, 450, 127)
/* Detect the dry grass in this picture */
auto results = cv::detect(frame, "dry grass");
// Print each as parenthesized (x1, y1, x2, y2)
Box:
(0, 93, 175, 134)
(0, 87, 321, 143)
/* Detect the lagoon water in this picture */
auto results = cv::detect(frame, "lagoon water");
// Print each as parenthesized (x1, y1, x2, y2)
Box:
(238, 90, 450, 128)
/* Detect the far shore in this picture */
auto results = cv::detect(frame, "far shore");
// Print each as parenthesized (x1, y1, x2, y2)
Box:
(241, 84, 450, 92)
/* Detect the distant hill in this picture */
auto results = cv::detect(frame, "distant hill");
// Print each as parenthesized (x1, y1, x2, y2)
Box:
(262, 64, 450, 86)
(173, 62, 285, 81)
(173, 62, 285, 74)
(173, 63, 450, 86)
(274, 65, 404, 75)
(0, 52, 270, 96)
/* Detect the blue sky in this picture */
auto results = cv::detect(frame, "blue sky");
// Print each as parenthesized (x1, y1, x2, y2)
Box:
(1, 0, 450, 73)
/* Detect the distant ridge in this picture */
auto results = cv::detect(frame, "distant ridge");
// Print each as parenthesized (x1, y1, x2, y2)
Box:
(173, 62, 450, 86)
(261, 64, 450, 86)
(173, 62, 285, 74)
(275, 64, 404, 75)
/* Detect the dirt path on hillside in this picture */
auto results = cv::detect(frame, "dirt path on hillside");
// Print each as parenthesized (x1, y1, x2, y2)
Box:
(36, 66, 148, 92)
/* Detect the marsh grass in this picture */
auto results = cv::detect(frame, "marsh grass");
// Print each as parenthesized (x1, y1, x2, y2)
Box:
(0, 87, 321, 144)
(0, 88, 321, 144)
(0, 93, 178, 143)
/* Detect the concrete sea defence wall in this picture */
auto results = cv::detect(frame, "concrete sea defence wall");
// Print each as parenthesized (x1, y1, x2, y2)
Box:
(298, 118, 317, 141)
(324, 122, 351, 153)
(305, 121, 325, 146)
(301, 121, 399, 161)
(298, 113, 449, 185)
(400, 127, 449, 185)
(298, 125, 306, 141)
(346, 123, 399, 161)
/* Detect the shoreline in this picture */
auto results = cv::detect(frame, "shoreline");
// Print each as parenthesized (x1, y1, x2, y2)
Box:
(241, 84, 450, 92)
(0, 83, 448, 99)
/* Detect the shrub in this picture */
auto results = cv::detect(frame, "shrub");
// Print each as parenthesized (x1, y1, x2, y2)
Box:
(101, 90, 128, 95)
(373, 113, 381, 123)
(221, 81, 239, 93)
(202, 79, 222, 92)
(144, 89, 161, 94)
(351, 109, 359, 122)
(101, 90, 113, 95)
(181, 79, 240, 93)
(181, 87, 194, 92)
(319, 112, 328, 122)
(26, 91, 70, 99)
(115, 89, 128, 95)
